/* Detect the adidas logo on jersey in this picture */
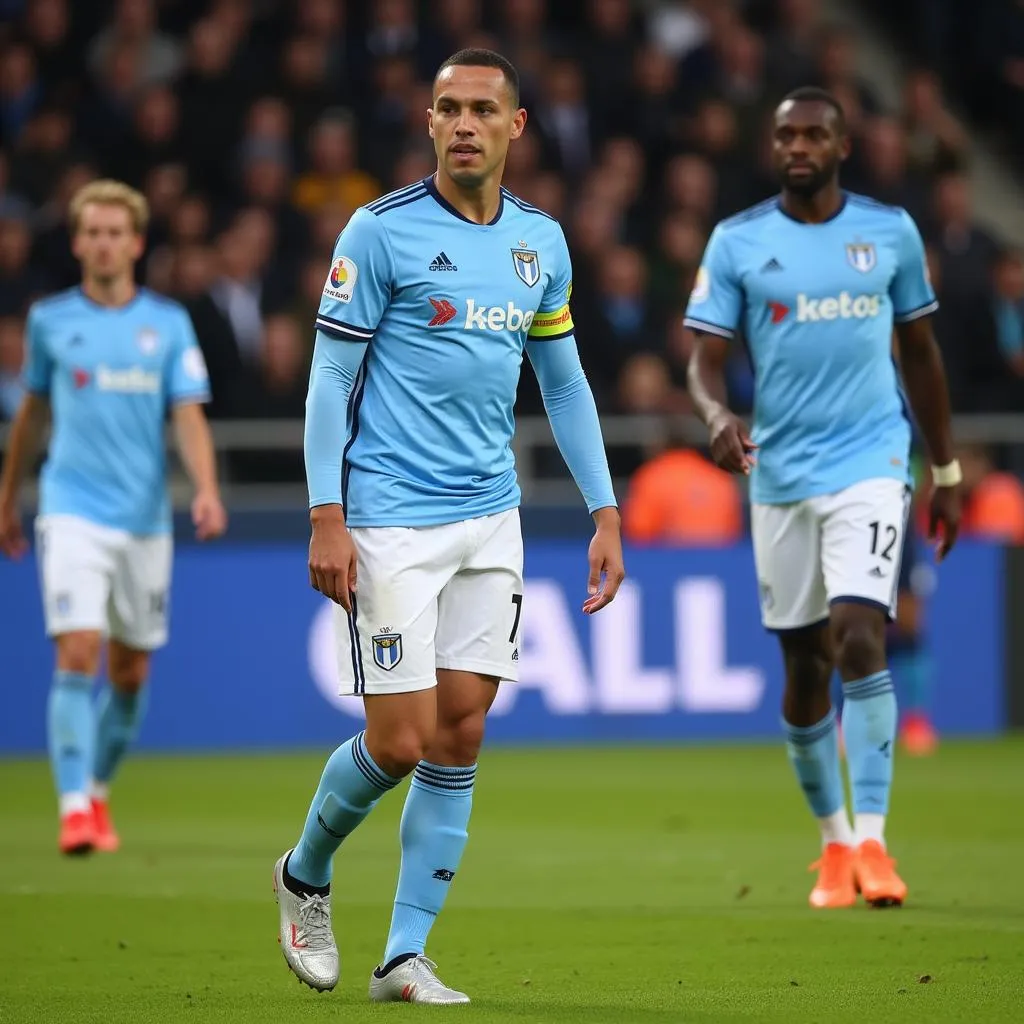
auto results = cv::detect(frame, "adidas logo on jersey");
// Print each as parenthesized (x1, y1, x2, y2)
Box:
(429, 251, 458, 271)
(794, 291, 882, 323)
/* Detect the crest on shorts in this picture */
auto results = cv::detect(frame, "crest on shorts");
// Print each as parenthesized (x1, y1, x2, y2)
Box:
(846, 242, 876, 273)
(372, 631, 403, 672)
(511, 248, 541, 287)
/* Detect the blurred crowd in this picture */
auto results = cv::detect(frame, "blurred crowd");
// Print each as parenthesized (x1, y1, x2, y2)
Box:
(0, 0, 1022, 503)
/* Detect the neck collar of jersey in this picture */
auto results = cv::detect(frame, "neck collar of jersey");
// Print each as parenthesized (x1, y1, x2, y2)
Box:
(78, 284, 143, 311)
(425, 174, 504, 226)
(775, 191, 848, 225)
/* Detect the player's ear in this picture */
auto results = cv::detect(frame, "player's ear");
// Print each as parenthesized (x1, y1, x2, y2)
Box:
(427, 107, 435, 138)
(839, 133, 852, 162)
(510, 107, 527, 141)
(131, 233, 145, 260)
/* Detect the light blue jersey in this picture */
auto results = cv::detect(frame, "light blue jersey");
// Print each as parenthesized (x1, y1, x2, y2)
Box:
(685, 193, 937, 504)
(24, 287, 211, 534)
(309, 176, 606, 528)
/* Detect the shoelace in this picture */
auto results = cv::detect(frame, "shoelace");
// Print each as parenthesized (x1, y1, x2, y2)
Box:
(296, 895, 333, 947)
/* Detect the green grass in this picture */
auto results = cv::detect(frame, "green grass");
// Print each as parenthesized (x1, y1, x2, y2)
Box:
(2, 740, 1024, 1023)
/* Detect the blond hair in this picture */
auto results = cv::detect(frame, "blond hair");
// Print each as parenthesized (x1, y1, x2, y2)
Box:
(68, 179, 150, 235)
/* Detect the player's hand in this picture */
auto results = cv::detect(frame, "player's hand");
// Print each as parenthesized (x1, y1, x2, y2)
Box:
(928, 482, 962, 562)
(0, 502, 27, 559)
(708, 409, 757, 475)
(192, 490, 227, 541)
(583, 509, 625, 615)
(309, 506, 357, 612)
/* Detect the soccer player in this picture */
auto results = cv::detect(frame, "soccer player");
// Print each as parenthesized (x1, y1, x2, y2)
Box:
(684, 87, 962, 909)
(273, 49, 623, 1004)
(0, 180, 226, 855)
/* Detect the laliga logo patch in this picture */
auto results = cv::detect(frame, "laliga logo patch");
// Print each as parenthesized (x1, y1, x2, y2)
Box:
(324, 256, 358, 303)
(691, 266, 710, 303)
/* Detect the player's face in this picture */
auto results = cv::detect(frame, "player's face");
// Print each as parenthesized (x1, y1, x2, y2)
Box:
(72, 203, 144, 283)
(429, 65, 526, 187)
(772, 100, 849, 196)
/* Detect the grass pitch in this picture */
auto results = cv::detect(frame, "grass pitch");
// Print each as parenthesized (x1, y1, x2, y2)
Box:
(1, 739, 1023, 1023)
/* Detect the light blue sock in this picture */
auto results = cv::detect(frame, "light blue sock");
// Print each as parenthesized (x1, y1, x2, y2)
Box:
(47, 671, 96, 798)
(890, 648, 931, 714)
(288, 731, 400, 889)
(383, 762, 476, 963)
(842, 670, 898, 814)
(783, 707, 846, 818)
(93, 684, 149, 785)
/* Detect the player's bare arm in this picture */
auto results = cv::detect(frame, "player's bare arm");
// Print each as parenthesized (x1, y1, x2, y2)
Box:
(895, 315, 962, 560)
(685, 330, 757, 475)
(0, 391, 50, 558)
(172, 401, 227, 542)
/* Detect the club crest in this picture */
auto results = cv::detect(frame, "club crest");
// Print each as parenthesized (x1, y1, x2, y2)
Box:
(371, 632, 403, 671)
(136, 327, 160, 355)
(512, 248, 541, 287)
(846, 242, 876, 273)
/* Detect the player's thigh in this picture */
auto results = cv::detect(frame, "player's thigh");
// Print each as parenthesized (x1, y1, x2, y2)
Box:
(35, 514, 114, 640)
(109, 532, 173, 651)
(750, 499, 827, 630)
(435, 509, 524, 682)
(428, 669, 500, 766)
(820, 477, 912, 620)
(336, 522, 463, 698)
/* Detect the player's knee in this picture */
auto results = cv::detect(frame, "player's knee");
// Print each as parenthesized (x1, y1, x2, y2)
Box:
(834, 620, 885, 680)
(432, 710, 486, 765)
(366, 725, 431, 778)
(55, 632, 103, 676)
(107, 646, 150, 692)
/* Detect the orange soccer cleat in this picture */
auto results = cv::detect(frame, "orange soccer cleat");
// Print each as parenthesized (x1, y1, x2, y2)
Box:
(854, 839, 907, 907)
(59, 810, 96, 856)
(900, 712, 938, 757)
(808, 843, 857, 909)
(91, 797, 120, 853)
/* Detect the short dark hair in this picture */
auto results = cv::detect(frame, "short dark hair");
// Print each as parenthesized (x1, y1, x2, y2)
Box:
(779, 86, 847, 135)
(434, 48, 520, 106)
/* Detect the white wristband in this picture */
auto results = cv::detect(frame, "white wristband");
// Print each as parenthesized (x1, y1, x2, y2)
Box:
(931, 460, 962, 487)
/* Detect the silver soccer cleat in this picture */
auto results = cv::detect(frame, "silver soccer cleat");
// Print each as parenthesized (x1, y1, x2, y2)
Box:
(368, 955, 471, 1005)
(272, 850, 339, 991)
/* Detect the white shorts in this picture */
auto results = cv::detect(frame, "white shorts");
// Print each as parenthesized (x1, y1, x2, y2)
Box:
(751, 477, 912, 631)
(36, 514, 173, 651)
(335, 509, 524, 695)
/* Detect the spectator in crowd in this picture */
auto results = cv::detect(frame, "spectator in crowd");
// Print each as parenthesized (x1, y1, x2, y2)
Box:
(623, 430, 744, 546)
(292, 113, 381, 215)
(948, 443, 1024, 545)
(0, 313, 25, 420)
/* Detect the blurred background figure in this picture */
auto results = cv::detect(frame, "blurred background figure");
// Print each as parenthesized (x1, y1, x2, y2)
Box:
(622, 427, 743, 547)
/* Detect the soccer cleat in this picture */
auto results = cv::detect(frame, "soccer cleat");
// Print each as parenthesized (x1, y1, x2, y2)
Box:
(59, 810, 96, 856)
(808, 842, 857, 909)
(854, 839, 907, 907)
(900, 712, 938, 757)
(369, 955, 470, 1005)
(272, 850, 339, 991)
(91, 798, 120, 852)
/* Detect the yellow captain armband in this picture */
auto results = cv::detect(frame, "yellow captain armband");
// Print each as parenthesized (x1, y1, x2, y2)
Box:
(528, 304, 574, 341)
